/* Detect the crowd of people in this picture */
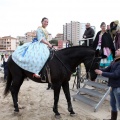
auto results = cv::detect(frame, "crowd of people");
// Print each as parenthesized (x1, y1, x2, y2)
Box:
(83, 20, 120, 68)
(82, 20, 120, 120)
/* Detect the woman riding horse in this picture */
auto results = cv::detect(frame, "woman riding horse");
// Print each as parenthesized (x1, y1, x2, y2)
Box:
(12, 17, 52, 78)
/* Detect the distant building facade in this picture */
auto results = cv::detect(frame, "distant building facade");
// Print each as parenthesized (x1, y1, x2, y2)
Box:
(54, 33, 63, 40)
(0, 36, 19, 52)
(58, 40, 69, 49)
(48, 33, 52, 41)
(25, 31, 36, 42)
(25, 31, 52, 42)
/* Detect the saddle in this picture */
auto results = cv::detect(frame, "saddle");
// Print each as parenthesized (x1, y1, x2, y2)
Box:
(39, 49, 55, 83)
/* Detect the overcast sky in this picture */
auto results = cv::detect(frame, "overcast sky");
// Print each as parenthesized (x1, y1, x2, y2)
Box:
(0, 0, 119, 37)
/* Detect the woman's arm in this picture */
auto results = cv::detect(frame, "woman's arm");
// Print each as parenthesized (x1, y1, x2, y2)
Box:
(102, 65, 120, 79)
(99, 65, 111, 72)
(41, 40, 52, 48)
(37, 29, 52, 48)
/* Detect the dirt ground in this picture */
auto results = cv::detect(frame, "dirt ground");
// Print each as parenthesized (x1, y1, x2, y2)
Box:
(0, 73, 120, 120)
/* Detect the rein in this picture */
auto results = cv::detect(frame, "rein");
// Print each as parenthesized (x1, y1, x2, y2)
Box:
(54, 53, 73, 74)
(86, 55, 95, 72)
(54, 51, 95, 76)
(84, 55, 95, 80)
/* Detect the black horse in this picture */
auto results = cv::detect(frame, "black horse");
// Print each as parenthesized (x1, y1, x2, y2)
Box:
(4, 46, 100, 117)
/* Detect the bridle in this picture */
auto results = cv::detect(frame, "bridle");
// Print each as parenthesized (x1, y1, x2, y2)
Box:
(84, 56, 96, 80)
(84, 56, 95, 71)
(49, 48, 75, 74)
(54, 53, 73, 74)
(54, 50, 96, 79)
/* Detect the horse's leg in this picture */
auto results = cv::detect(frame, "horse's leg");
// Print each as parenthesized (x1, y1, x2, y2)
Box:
(53, 83, 61, 116)
(10, 77, 24, 112)
(62, 81, 75, 115)
(16, 78, 24, 108)
(10, 84, 19, 112)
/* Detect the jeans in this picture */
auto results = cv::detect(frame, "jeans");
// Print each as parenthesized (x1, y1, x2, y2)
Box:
(110, 87, 120, 111)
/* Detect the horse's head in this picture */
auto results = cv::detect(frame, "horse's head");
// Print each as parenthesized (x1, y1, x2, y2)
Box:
(83, 56, 101, 81)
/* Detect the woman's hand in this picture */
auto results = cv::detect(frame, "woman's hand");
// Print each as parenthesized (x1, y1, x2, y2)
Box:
(95, 69, 103, 75)
(48, 43, 53, 48)
(41, 40, 53, 48)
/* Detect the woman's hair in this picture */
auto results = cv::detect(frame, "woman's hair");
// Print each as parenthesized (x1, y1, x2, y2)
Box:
(41, 17, 48, 22)
(100, 22, 106, 27)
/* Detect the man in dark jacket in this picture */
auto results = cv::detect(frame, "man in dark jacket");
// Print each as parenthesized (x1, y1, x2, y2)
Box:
(83, 23, 95, 46)
(3, 54, 8, 80)
(95, 48, 120, 120)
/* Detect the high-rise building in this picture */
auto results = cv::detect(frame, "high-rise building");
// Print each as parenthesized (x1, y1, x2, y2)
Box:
(63, 21, 87, 45)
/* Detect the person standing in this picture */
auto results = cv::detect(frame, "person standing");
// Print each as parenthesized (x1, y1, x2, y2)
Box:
(107, 25, 110, 33)
(110, 20, 119, 40)
(83, 23, 95, 46)
(92, 22, 115, 68)
(115, 25, 120, 50)
(95, 48, 120, 120)
(1, 53, 4, 61)
(3, 54, 9, 81)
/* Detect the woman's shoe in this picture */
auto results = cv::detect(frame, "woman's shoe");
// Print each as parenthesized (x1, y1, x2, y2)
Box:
(33, 74, 41, 78)
(103, 111, 117, 120)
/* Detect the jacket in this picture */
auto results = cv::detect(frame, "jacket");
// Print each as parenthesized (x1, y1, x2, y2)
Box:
(83, 27, 95, 38)
(101, 58, 120, 87)
(92, 31, 115, 58)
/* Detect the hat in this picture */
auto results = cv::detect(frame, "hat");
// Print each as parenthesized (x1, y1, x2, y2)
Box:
(116, 24, 120, 32)
(114, 20, 119, 25)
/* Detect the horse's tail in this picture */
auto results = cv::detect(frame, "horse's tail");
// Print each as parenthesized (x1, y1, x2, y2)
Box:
(4, 66, 12, 97)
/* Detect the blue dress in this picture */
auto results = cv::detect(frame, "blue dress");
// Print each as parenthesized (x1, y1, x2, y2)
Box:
(12, 28, 50, 74)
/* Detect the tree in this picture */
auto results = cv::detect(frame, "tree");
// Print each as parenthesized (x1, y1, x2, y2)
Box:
(49, 40, 58, 46)
(19, 41, 24, 46)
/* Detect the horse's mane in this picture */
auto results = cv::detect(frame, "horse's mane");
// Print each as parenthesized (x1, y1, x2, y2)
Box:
(58, 46, 95, 52)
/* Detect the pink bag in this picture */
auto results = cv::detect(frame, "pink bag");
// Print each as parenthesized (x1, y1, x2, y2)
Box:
(103, 47, 111, 57)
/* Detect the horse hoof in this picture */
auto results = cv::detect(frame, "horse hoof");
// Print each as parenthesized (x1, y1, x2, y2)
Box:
(55, 114, 61, 119)
(14, 111, 19, 115)
(14, 111, 22, 116)
(70, 111, 76, 117)
(14, 109, 19, 112)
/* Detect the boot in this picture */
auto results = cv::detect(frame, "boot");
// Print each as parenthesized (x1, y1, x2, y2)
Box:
(103, 111, 117, 120)
(46, 83, 51, 90)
